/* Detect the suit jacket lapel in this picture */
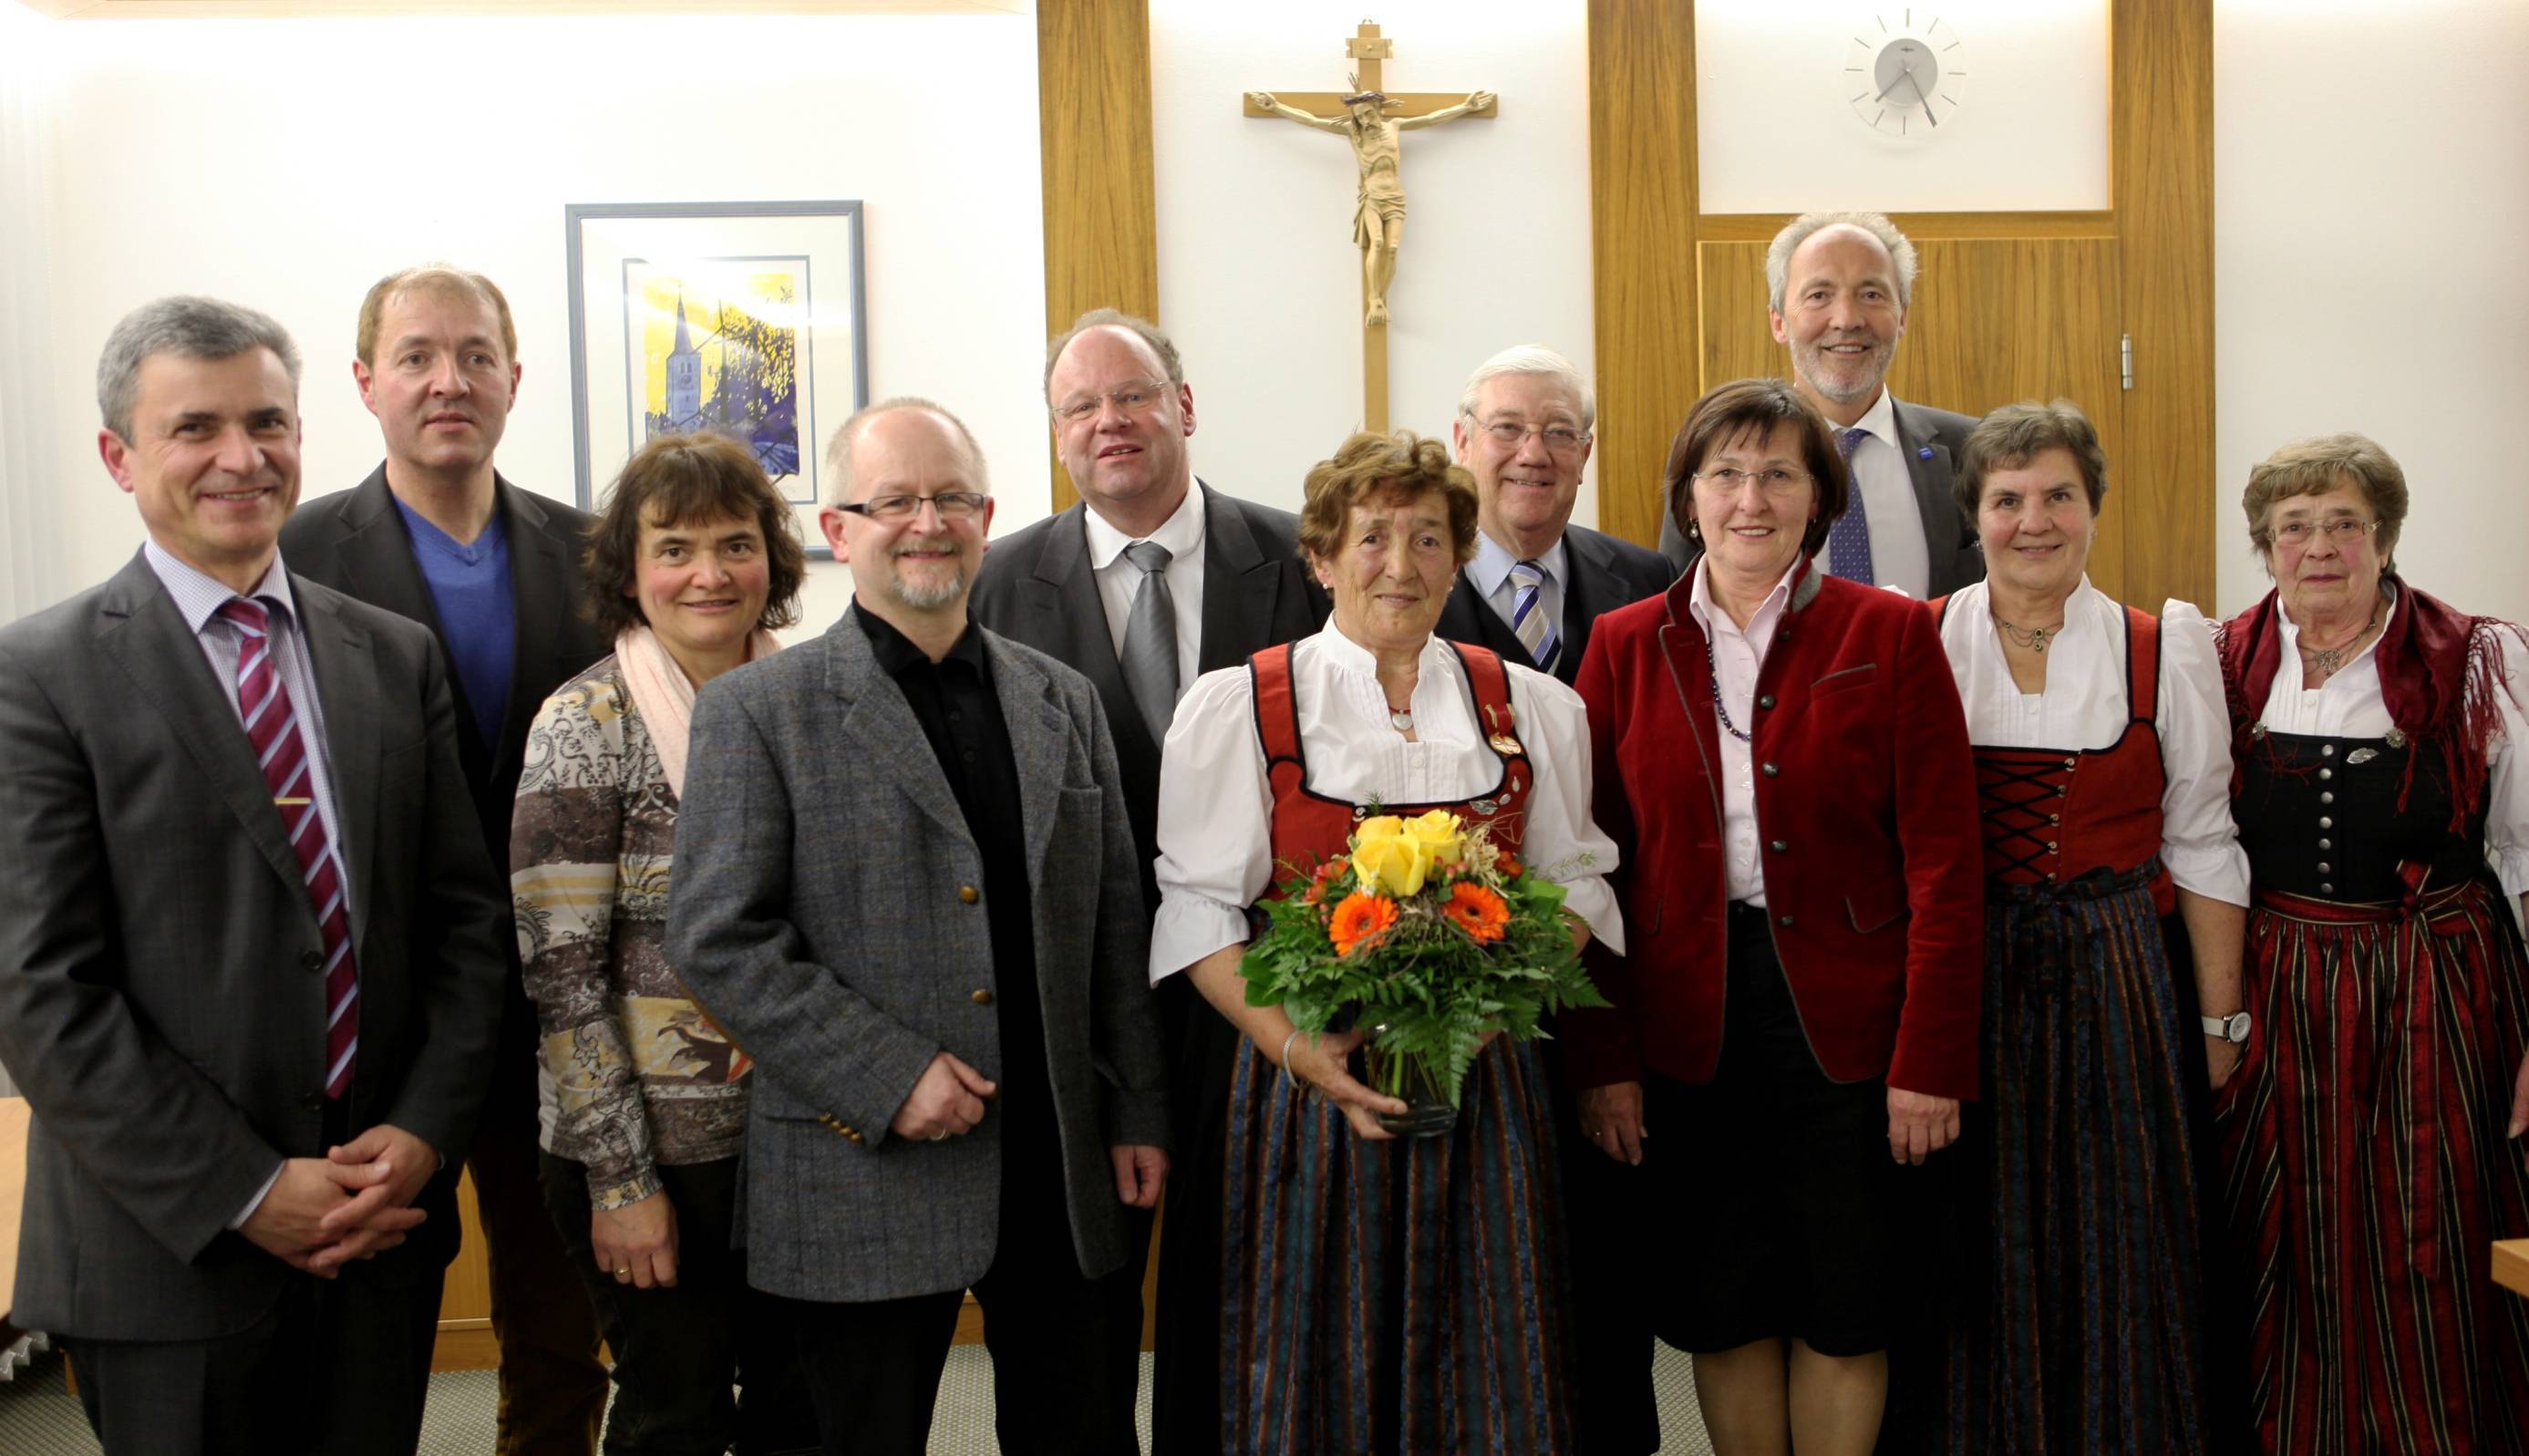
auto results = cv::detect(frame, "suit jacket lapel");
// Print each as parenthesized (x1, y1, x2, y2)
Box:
(1892, 399, 1963, 570)
(94, 558, 307, 906)
(1437, 567, 1531, 668)
(984, 637, 1073, 893)
(1031, 504, 1158, 767)
(325, 468, 445, 637)
(295, 585, 383, 950)
(1555, 530, 1617, 685)
(499, 477, 575, 765)
(823, 617, 974, 847)
(1196, 480, 1275, 675)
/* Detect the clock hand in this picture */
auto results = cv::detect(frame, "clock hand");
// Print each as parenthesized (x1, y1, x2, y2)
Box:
(1907, 67, 1939, 127)
(1874, 65, 1915, 103)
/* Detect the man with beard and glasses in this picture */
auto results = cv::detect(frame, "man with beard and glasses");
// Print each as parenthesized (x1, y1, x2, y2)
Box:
(1659, 212, 1981, 601)
(668, 399, 1170, 1456)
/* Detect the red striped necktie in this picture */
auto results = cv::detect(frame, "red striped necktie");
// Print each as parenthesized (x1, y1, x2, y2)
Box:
(218, 597, 357, 1099)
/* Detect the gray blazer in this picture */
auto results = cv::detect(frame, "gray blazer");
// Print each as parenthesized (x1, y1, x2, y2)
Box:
(1660, 395, 1984, 598)
(666, 612, 1168, 1304)
(0, 553, 511, 1340)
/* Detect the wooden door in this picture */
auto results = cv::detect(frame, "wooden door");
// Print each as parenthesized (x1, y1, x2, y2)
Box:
(1590, 0, 2216, 614)
(1697, 224, 2132, 600)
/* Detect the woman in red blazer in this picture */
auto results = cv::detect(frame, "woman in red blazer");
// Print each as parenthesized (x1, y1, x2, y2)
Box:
(1564, 378, 1983, 1455)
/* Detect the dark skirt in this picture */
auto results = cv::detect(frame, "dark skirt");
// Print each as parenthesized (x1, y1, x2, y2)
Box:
(1944, 864, 2212, 1455)
(2218, 880, 2529, 1455)
(1220, 1035, 1576, 1455)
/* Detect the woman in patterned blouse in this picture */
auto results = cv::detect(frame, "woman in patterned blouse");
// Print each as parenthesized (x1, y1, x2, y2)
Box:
(511, 431, 811, 1453)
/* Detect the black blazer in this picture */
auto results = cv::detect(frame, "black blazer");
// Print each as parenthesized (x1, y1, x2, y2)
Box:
(967, 480, 1329, 904)
(0, 555, 509, 1340)
(1435, 523, 1676, 687)
(279, 468, 614, 869)
(1659, 395, 1984, 599)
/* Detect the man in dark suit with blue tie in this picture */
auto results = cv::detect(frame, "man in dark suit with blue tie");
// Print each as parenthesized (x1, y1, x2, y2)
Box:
(967, 309, 1326, 1454)
(1659, 212, 1981, 600)
(0, 296, 510, 1453)
(1434, 345, 1673, 685)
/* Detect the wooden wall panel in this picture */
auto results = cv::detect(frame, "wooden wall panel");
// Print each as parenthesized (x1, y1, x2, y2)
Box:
(1037, 0, 1160, 513)
(1586, 0, 1699, 548)
(2112, 0, 2217, 611)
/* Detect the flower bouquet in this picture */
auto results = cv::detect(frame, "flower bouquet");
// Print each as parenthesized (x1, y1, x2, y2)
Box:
(1240, 809, 1606, 1136)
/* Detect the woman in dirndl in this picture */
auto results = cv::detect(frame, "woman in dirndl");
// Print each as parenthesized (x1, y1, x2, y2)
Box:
(1148, 429, 1624, 1455)
(1929, 400, 2249, 1453)
(2213, 431, 2529, 1454)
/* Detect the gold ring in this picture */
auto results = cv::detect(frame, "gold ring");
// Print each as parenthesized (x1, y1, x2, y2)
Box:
(614, 1267, 632, 1276)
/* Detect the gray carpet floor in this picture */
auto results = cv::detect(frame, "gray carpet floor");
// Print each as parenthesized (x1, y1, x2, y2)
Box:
(0, 1343, 1716, 1452)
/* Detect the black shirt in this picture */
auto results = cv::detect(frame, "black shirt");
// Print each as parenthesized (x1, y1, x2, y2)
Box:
(852, 605, 1053, 1162)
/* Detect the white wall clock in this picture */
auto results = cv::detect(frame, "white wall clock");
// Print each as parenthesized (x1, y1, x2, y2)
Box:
(1847, 12, 1966, 139)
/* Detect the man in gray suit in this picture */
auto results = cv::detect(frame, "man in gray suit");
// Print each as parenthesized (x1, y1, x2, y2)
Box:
(1661, 211, 1982, 599)
(967, 308, 1326, 1453)
(0, 296, 510, 1452)
(279, 264, 611, 1456)
(669, 398, 1169, 1456)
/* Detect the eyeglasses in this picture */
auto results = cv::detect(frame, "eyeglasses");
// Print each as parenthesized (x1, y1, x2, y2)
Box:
(1696, 467, 1812, 495)
(833, 491, 988, 521)
(1474, 419, 1590, 453)
(2269, 517, 2379, 547)
(1051, 380, 1172, 424)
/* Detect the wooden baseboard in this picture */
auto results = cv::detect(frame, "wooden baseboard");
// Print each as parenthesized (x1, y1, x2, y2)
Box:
(430, 1317, 501, 1373)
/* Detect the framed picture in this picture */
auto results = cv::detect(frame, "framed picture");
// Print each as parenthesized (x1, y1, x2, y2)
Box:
(565, 200, 868, 557)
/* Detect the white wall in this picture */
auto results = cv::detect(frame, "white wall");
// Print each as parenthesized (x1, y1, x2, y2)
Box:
(16, 10, 1048, 634)
(2214, 0, 2529, 620)
(1149, 0, 1596, 521)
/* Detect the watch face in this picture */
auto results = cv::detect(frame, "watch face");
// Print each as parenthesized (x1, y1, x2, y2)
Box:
(1848, 14, 1966, 138)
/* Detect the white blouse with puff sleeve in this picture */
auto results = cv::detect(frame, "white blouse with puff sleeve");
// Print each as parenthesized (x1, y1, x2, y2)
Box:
(1937, 579, 2251, 907)
(1147, 624, 1625, 985)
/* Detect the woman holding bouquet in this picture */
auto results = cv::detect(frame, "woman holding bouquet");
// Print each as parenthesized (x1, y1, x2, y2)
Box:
(1563, 377, 1983, 1455)
(1150, 429, 1625, 1454)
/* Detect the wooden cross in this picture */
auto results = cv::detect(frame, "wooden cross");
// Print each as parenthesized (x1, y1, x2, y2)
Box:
(1245, 20, 1495, 432)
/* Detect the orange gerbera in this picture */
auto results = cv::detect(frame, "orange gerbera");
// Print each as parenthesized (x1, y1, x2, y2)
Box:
(1328, 890, 1398, 956)
(1444, 882, 1512, 944)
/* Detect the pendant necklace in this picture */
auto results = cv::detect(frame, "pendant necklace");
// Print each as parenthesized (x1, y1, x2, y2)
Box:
(1388, 705, 1415, 731)
(1701, 635, 1753, 743)
(2297, 594, 2384, 678)
(1994, 616, 2064, 653)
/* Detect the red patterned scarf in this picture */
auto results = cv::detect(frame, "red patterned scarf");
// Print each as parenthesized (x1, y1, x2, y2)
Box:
(2214, 575, 2521, 829)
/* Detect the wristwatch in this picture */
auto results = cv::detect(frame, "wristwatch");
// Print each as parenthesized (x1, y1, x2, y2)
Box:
(2202, 1011, 2251, 1044)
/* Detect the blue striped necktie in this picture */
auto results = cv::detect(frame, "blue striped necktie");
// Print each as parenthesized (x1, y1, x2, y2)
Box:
(1509, 559, 1559, 674)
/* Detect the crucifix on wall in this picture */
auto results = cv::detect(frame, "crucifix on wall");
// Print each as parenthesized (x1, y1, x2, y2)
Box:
(1245, 20, 1495, 432)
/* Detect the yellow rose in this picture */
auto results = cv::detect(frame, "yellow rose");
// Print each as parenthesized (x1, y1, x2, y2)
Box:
(1403, 809, 1463, 865)
(1353, 833, 1434, 898)
(1355, 815, 1405, 843)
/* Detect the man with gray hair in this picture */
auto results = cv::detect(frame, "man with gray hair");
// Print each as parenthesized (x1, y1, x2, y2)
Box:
(281, 263, 612, 1455)
(0, 295, 509, 1450)
(1437, 344, 1673, 687)
(670, 398, 1169, 1455)
(1660, 211, 1982, 599)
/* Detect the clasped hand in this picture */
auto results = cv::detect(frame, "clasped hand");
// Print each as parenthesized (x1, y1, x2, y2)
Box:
(1282, 1027, 1410, 1142)
(240, 1123, 438, 1277)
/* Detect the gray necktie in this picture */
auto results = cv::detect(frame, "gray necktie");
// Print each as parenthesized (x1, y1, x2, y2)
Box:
(1120, 540, 1180, 744)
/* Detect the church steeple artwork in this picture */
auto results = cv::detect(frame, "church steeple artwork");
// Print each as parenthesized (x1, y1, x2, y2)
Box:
(637, 267, 806, 485)
(665, 294, 704, 433)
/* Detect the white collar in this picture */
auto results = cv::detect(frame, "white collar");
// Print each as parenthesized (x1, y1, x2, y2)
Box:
(1839, 387, 1899, 450)
(1081, 479, 1206, 571)
(1468, 528, 1570, 598)
(1688, 556, 1801, 635)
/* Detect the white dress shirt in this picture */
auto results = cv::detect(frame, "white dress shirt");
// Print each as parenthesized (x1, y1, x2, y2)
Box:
(1148, 622, 1624, 983)
(2250, 589, 2529, 900)
(1938, 580, 2250, 906)
(1687, 559, 1801, 907)
(1468, 530, 1569, 641)
(1815, 388, 1932, 601)
(1082, 481, 1207, 691)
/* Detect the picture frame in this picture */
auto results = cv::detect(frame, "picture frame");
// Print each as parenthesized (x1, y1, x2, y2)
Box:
(565, 200, 868, 558)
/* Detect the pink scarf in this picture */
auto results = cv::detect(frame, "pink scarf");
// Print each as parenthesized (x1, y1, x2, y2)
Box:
(614, 625, 782, 799)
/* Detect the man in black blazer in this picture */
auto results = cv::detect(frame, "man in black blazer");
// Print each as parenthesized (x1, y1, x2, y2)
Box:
(1660, 211, 1982, 601)
(966, 308, 1326, 1454)
(277, 266, 611, 1455)
(0, 296, 509, 1452)
(1438, 345, 1673, 685)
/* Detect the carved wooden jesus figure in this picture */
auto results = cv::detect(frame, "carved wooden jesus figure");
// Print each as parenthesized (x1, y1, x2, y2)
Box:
(1246, 87, 1495, 327)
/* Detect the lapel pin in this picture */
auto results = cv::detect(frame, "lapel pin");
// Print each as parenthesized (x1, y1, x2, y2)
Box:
(1917, 446, 1935, 460)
